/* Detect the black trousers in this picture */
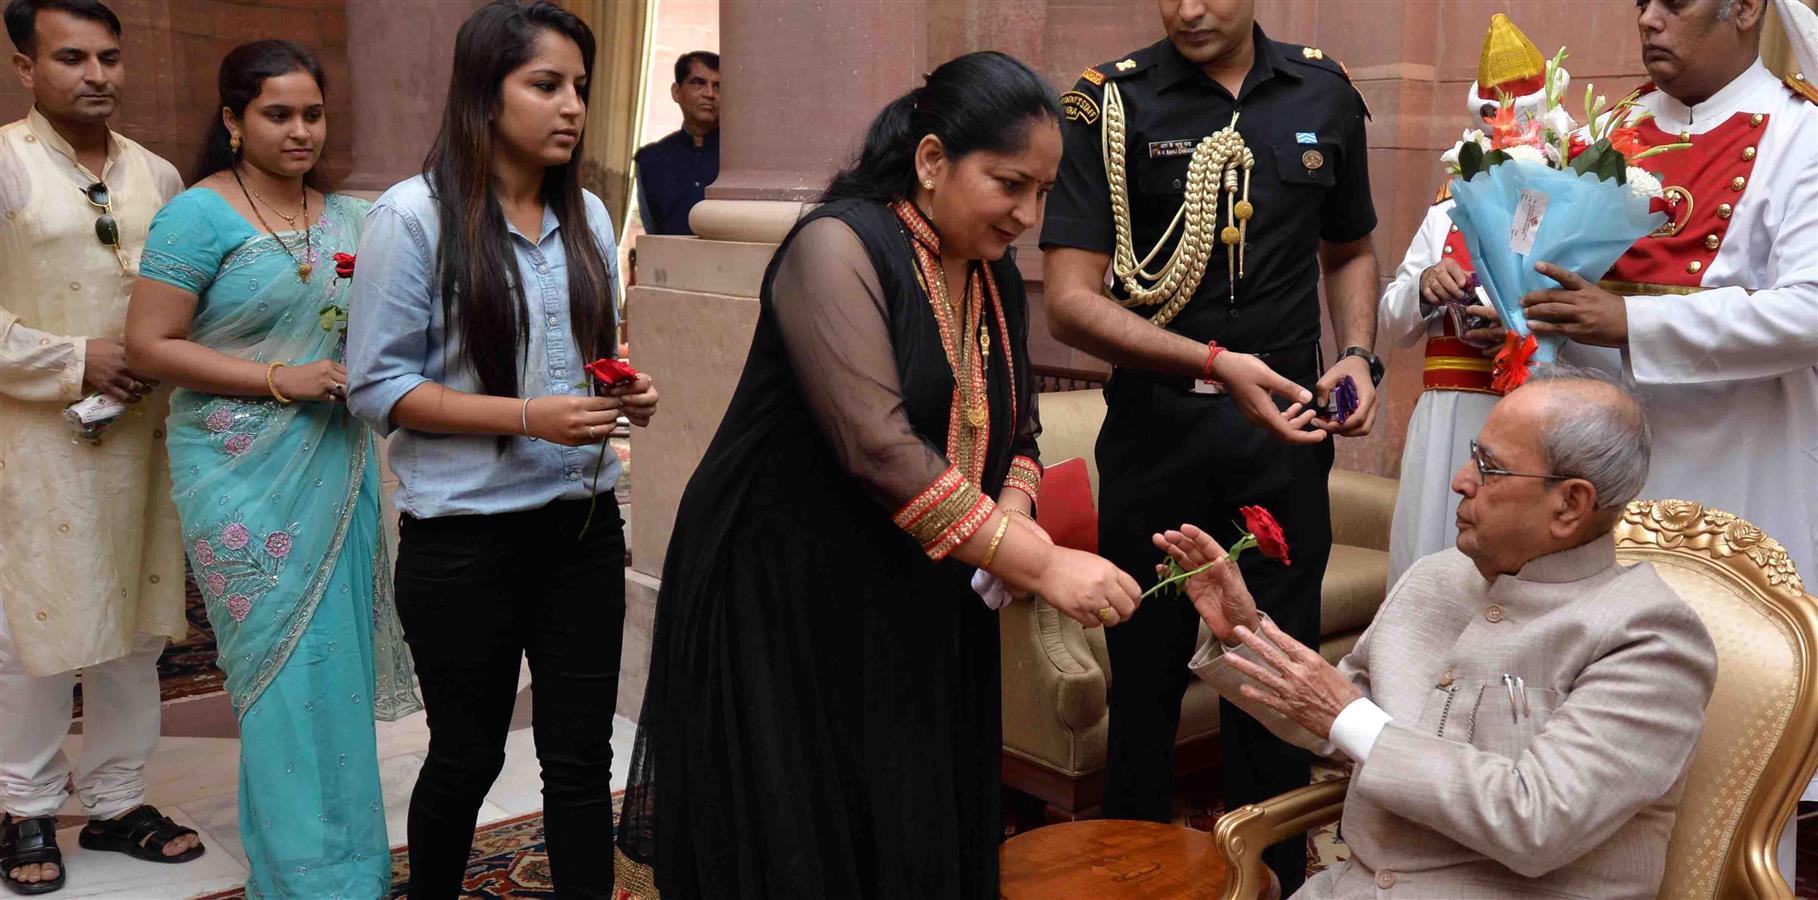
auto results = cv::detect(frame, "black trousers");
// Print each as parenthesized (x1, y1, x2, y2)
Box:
(1096, 367, 1333, 897)
(394, 499, 626, 899)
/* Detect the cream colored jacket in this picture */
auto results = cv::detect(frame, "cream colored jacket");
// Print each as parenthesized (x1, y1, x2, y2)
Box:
(1192, 539, 1717, 899)
(0, 108, 186, 676)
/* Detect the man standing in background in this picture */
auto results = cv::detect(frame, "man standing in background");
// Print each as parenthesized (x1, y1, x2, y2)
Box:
(0, 0, 199, 891)
(635, 50, 719, 236)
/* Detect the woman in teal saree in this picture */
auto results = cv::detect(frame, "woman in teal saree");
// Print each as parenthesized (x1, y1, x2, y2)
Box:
(124, 42, 417, 899)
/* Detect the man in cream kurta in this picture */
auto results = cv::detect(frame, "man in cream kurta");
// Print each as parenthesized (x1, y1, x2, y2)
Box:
(1163, 371, 1717, 898)
(0, 0, 186, 880)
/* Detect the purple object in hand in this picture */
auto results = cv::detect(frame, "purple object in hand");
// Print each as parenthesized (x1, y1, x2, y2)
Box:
(1333, 375, 1360, 426)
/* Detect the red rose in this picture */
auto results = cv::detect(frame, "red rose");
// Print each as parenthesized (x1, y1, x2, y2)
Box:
(1566, 134, 1589, 161)
(333, 252, 356, 279)
(584, 358, 642, 387)
(1239, 505, 1291, 566)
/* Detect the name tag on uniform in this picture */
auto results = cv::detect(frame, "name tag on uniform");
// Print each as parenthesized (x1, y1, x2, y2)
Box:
(1191, 379, 1229, 395)
(1148, 139, 1198, 158)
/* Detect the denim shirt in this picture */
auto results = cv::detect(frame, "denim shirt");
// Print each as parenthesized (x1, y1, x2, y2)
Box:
(345, 175, 623, 519)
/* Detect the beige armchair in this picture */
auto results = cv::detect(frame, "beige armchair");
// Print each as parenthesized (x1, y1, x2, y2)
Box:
(1000, 389, 1399, 819)
(1214, 500, 1818, 900)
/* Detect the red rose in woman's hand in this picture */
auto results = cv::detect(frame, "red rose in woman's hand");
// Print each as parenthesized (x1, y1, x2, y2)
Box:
(1239, 505, 1291, 566)
(584, 358, 642, 387)
(333, 253, 356, 279)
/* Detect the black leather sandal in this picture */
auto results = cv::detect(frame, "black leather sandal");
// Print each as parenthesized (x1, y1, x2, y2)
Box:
(76, 806, 204, 865)
(0, 814, 65, 896)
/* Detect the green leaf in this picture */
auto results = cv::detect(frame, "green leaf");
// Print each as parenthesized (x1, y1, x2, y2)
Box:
(1458, 141, 1484, 180)
(1570, 138, 1610, 177)
(1597, 149, 1626, 184)
(1482, 149, 1511, 170)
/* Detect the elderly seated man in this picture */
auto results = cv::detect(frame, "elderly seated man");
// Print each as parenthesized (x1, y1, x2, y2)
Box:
(1165, 368, 1716, 899)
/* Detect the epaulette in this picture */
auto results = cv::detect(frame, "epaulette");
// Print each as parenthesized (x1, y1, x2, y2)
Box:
(1099, 53, 1154, 80)
(1433, 182, 1452, 205)
(1282, 42, 1372, 119)
(1786, 72, 1818, 105)
(1282, 42, 1348, 80)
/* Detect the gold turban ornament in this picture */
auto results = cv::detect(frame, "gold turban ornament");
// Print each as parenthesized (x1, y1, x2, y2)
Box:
(1477, 13, 1546, 101)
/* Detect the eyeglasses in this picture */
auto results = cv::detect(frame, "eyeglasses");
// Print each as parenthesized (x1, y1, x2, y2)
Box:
(1469, 439, 1563, 485)
(82, 181, 119, 247)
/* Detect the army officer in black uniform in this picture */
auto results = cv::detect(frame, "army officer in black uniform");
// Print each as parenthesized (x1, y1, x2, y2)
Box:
(1040, 1, 1382, 892)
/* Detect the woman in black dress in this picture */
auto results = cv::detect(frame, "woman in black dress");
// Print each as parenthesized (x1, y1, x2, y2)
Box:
(616, 52, 1143, 897)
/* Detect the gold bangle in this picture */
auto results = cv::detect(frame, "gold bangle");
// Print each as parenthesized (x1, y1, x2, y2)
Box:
(266, 361, 292, 405)
(981, 514, 1011, 569)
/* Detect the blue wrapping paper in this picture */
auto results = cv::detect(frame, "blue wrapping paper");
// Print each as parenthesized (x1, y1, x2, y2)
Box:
(1447, 160, 1664, 364)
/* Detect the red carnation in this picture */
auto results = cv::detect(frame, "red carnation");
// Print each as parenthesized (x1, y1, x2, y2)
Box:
(1239, 505, 1291, 566)
(333, 252, 356, 279)
(584, 358, 641, 387)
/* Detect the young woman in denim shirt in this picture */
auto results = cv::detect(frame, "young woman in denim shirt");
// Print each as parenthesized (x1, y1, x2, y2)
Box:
(344, 3, 656, 897)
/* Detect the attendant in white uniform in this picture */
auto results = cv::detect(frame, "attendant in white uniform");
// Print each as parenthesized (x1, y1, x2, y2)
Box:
(1382, 14, 1566, 588)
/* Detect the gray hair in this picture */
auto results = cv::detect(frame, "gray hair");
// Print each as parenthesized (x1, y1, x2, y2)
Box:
(1522, 365, 1652, 510)
(1716, 0, 1735, 21)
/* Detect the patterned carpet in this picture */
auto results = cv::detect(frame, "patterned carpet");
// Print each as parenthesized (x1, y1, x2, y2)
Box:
(71, 580, 225, 719)
(192, 804, 577, 899)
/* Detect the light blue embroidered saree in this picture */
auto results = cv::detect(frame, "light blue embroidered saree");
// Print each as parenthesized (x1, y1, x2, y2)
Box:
(141, 188, 419, 899)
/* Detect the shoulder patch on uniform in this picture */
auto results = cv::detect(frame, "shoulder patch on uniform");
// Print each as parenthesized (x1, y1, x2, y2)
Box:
(1785, 72, 1818, 105)
(1080, 67, 1104, 86)
(1433, 182, 1453, 205)
(1061, 90, 1101, 125)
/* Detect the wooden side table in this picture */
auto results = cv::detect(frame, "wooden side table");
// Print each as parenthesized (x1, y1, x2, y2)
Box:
(1000, 819, 1230, 898)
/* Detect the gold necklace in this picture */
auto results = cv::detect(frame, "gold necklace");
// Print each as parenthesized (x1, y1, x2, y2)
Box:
(232, 166, 314, 281)
(241, 183, 302, 227)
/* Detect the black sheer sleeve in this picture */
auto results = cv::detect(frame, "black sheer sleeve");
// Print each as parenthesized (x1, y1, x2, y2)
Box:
(771, 217, 996, 558)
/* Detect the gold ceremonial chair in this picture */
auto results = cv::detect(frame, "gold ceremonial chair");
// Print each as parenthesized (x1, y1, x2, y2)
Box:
(1215, 500, 1818, 900)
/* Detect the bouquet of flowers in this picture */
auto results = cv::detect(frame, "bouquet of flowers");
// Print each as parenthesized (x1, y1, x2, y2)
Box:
(1443, 48, 1681, 392)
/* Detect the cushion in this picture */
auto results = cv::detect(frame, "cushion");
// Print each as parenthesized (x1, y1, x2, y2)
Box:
(1321, 544, 1389, 637)
(1036, 457, 1098, 554)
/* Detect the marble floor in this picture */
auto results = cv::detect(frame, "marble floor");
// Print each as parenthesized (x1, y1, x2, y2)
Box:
(36, 659, 637, 899)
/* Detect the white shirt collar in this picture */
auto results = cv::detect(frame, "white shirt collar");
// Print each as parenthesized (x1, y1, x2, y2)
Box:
(1647, 60, 1776, 133)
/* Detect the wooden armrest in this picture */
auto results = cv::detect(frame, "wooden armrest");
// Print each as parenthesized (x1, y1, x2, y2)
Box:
(1215, 776, 1350, 900)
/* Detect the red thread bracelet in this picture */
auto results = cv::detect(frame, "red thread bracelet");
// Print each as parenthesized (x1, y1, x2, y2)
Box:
(1202, 340, 1226, 381)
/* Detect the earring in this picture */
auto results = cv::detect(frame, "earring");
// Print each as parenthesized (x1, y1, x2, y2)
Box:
(921, 178, 935, 190)
(229, 133, 241, 154)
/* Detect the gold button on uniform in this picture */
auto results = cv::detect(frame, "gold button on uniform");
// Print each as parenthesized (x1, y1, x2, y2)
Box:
(23, 134, 35, 143)
(57, 523, 70, 533)
(1486, 604, 1505, 623)
(1442, 245, 1453, 254)
(149, 574, 161, 584)
(1449, 224, 1459, 233)
(1703, 234, 1720, 250)
(1377, 870, 1397, 889)
(1742, 146, 1757, 161)
(1439, 668, 1456, 687)
(1750, 113, 1764, 127)
(1717, 203, 1734, 219)
(68, 281, 80, 292)
(1731, 176, 1747, 192)
(1687, 261, 1703, 274)
(35, 611, 47, 622)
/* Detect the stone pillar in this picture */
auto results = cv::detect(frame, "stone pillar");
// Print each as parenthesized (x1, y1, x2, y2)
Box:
(619, 0, 932, 721)
(340, 0, 486, 194)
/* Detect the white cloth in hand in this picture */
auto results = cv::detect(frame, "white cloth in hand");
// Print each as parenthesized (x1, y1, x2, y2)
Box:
(970, 569, 1013, 610)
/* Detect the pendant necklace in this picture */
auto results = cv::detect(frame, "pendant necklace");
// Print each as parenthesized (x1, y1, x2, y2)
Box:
(232, 165, 314, 281)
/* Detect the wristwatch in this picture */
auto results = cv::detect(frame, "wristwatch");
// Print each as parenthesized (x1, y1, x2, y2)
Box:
(1338, 346, 1384, 387)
